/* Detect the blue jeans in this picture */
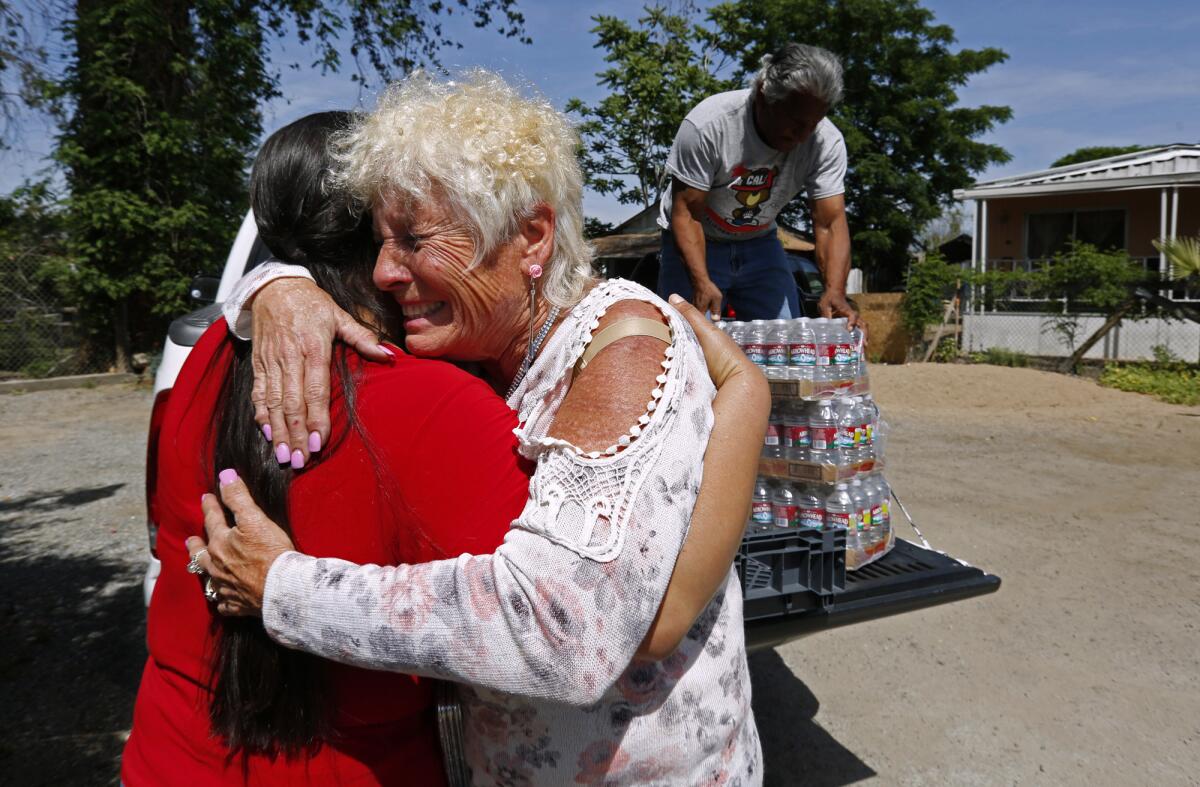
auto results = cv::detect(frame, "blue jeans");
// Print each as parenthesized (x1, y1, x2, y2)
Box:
(657, 230, 799, 320)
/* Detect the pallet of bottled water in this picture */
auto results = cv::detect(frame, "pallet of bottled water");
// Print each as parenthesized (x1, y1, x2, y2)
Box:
(719, 316, 868, 399)
(727, 316, 895, 571)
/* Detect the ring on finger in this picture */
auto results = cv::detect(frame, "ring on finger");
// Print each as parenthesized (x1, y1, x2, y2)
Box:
(187, 548, 208, 575)
(205, 577, 219, 602)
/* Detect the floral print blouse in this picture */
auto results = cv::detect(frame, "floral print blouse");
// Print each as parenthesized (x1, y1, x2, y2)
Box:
(257, 278, 762, 785)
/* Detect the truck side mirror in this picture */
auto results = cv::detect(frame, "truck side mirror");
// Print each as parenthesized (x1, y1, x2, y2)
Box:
(189, 275, 221, 305)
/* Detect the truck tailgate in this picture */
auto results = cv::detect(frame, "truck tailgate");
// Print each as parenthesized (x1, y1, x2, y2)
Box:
(745, 539, 1000, 651)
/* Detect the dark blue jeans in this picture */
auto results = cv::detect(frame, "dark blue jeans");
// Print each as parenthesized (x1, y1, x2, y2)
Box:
(657, 230, 799, 320)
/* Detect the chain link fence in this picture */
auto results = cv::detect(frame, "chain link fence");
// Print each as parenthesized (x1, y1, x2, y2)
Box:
(0, 255, 111, 380)
(958, 257, 1200, 362)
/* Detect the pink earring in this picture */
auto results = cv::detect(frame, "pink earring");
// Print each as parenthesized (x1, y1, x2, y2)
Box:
(528, 264, 543, 279)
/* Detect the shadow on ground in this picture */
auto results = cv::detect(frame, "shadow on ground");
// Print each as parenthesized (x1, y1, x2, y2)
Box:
(0, 488, 144, 786)
(749, 649, 875, 786)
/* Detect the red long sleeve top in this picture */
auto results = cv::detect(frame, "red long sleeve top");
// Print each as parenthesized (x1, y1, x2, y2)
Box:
(121, 321, 532, 786)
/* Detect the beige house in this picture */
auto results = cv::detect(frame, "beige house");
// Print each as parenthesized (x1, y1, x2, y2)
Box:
(952, 145, 1200, 360)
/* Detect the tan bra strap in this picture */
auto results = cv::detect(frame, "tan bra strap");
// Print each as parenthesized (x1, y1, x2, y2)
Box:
(577, 317, 672, 371)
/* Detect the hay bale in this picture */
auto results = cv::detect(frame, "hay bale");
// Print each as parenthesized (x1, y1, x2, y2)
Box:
(852, 293, 910, 364)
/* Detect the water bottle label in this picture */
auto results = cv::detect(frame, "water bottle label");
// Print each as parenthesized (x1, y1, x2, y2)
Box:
(752, 501, 773, 524)
(764, 423, 781, 446)
(858, 510, 870, 530)
(828, 511, 851, 530)
(871, 504, 883, 525)
(817, 344, 835, 366)
(784, 424, 811, 448)
(866, 423, 875, 443)
(765, 343, 788, 366)
(881, 500, 890, 521)
(855, 425, 866, 446)
(799, 506, 824, 529)
(789, 342, 817, 366)
(812, 426, 837, 450)
(773, 504, 799, 528)
(834, 343, 854, 365)
(743, 343, 767, 364)
(837, 426, 857, 449)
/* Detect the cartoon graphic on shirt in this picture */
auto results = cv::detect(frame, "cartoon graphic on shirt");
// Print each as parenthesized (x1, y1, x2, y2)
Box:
(728, 165, 777, 227)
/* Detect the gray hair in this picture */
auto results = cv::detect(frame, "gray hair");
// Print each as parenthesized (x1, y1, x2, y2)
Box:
(328, 70, 594, 309)
(753, 43, 844, 107)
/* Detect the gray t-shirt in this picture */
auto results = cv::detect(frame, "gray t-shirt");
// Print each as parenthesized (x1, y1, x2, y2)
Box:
(657, 88, 847, 241)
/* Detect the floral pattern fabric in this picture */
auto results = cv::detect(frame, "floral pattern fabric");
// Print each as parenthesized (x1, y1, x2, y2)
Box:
(261, 279, 762, 785)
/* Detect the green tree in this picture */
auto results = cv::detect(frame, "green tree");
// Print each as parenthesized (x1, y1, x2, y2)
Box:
(1051, 145, 1150, 168)
(45, 0, 528, 370)
(566, 5, 734, 209)
(707, 0, 1012, 285)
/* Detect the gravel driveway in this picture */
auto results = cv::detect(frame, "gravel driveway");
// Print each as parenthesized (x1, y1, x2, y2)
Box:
(2, 367, 1198, 786)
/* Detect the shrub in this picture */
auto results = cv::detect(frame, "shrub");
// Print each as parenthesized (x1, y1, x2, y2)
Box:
(969, 348, 1029, 368)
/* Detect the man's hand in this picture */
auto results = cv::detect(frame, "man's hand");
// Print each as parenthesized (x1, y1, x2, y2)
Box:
(186, 470, 295, 617)
(249, 277, 394, 467)
(819, 289, 866, 338)
(691, 277, 724, 320)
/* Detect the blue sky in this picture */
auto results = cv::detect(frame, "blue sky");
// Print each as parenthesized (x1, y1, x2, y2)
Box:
(5, 0, 1199, 225)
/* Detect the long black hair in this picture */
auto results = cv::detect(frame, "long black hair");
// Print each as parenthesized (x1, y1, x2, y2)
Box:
(206, 111, 389, 759)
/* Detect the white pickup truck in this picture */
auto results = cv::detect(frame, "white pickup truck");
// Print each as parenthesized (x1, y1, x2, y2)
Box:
(144, 213, 1000, 649)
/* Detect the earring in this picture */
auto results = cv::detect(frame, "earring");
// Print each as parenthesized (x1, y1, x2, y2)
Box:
(527, 264, 543, 360)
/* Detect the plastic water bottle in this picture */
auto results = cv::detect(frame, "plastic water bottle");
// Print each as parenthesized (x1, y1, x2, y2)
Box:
(782, 400, 811, 461)
(811, 318, 833, 384)
(835, 397, 860, 465)
(764, 319, 789, 378)
(852, 396, 874, 464)
(808, 398, 839, 465)
(729, 321, 746, 350)
(864, 475, 885, 546)
(796, 483, 826, 530)
(788, 318, 817, 381)
(869, 473, 892, 542)
(744, 320, 768, 367)
(750, 477, 774, 532)
(850, 324, 866, 379)
(826, 483, 857, 548)
(772, 482, 799, 529)
(831, 318, 855, 382)
(849, 479, 871, 545)
(763, 407, 785, 458)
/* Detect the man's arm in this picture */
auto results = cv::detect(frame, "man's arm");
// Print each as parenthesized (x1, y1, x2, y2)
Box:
(811, 194, 863, 333)
(671, 180, 723, 318)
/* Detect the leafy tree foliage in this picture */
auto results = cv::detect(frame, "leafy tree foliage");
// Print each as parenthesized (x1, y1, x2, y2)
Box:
(566, 6, 734, 209)
(44, 0, 528, 369)
(1051, 145, 1150, 168)
(704, 0, 1012, 285)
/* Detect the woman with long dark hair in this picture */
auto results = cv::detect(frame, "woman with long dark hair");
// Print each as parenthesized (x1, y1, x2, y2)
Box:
(123, 108, 768, 785)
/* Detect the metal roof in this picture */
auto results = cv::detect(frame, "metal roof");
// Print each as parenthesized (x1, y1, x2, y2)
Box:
(954, 144, 1200, 200)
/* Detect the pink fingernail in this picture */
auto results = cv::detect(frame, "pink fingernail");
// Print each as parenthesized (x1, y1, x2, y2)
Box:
(308, 431, 322, 452)
(290, 449, 305, 470)
(219, 468, 237, 487)
(262, 424, 272, 441)
(379, 345, 395, 359)
(275, 443, 290, 464)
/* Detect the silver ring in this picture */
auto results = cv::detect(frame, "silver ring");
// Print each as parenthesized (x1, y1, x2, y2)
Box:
(187, 548, 208, 575)
(205, 577, 219, 602)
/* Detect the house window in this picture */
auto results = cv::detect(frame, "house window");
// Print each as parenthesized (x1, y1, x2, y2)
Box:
(1026, 209, 1125, 258)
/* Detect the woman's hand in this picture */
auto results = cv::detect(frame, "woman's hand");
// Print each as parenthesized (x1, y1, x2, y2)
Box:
(249, 277, 395, 467)
(637, 295, 770, 660)
(186, 471, 295, 617)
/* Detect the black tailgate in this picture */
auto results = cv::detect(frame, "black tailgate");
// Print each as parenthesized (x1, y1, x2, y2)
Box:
(745, 539, 1000, 651)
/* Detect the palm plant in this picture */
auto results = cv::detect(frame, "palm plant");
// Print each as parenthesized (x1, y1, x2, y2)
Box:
(1152, 236, 1200, 280)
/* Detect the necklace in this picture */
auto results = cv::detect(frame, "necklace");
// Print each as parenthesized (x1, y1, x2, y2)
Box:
(505, 305, 561, 400)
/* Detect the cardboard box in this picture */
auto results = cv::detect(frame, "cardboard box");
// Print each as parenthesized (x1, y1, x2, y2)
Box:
(759, 456, 884, 484)
(768, 375, 870, 400)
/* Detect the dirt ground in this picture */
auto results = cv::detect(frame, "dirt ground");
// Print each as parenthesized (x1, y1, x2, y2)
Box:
(2, 365, 1198, 786)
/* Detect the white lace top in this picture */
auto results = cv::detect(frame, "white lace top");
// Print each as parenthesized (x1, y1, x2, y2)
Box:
(233, 273, 762, 785)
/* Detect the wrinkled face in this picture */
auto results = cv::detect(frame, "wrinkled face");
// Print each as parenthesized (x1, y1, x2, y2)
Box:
(754, 87, 829, 152)
(372, 195, 529, 362)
